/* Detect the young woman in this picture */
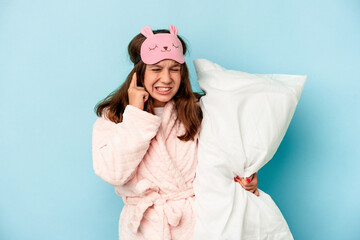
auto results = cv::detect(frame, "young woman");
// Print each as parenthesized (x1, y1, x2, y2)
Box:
(92, 25, 258, 240)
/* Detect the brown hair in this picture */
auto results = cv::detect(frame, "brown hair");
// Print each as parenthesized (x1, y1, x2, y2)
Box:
(94, 29, 204, 141)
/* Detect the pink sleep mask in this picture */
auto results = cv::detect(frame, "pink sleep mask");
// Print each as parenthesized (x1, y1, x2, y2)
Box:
(138, 25, 185, 65)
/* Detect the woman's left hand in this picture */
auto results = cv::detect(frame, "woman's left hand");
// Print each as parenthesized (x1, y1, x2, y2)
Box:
(234, 172, 260, 196)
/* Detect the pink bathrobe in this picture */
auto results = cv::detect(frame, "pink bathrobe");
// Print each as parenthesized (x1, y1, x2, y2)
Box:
(92, 100, 198, 240)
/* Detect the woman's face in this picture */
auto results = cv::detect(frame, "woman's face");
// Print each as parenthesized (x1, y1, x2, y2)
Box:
(144, 59, 181, 107)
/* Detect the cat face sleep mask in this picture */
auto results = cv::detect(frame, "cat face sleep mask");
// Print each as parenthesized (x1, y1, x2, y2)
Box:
(137, 25, 185, 65)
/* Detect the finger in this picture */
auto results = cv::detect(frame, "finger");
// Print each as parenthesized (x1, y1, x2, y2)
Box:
(248, 173, 254, 181)
(254, 189, 260, 196)
(244, 173, 257, 186)
(250, 174, 258, 188)
(143, 92, 149, 102)
(251, 172, 257, 182)
(236, 177, 250, 187)
(243, 185, 255, 191)
(235, 177, 243, 185)
(135, 86, 146, 91)
(235, 178, 253, 191)
(248, 175, 257, 186)
(240, 177, 252, 186)
(130, 72, 137, 88)
(236, 181, 257, 193)
(245, 172, 256, 182)
(234, 177, 242, 186)
(235, 176, 256, 187)
(239, 180, 257, 192)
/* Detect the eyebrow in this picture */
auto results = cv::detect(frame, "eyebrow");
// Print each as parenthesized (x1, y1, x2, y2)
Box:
(149, 63, 181, 68)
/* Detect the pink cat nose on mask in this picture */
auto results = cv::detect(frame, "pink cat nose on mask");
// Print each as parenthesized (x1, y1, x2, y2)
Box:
(139, 25, 185, 65)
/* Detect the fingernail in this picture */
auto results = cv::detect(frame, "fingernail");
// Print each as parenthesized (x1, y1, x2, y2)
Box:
(246, 178, 251, 183)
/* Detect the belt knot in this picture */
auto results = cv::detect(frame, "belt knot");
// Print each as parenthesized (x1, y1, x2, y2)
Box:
(124, 188, 194, 233)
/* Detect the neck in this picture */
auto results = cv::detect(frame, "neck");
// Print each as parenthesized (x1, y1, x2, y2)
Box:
(153, 100, 167, 107)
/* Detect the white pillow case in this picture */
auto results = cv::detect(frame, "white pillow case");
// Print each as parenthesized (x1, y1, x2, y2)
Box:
(193, 59, 306, 240)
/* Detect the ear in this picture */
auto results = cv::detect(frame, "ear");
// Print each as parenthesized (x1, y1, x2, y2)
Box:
(169, 25, 178, 35)
(140, 26, 154, 38)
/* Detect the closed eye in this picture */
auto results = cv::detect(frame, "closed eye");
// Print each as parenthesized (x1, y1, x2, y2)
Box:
(149, 45, 158, 51)
(172, 43, 179, 48)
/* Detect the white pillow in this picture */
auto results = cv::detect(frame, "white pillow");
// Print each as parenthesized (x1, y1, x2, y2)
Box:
(193, 58, 306, 240)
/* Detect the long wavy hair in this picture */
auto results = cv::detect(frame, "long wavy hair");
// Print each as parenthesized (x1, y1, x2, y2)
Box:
(94, 29, 203, 141)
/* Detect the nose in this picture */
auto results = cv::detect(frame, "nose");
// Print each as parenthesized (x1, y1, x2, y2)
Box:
(160, 69, 172, 83)
(163, 46, 168, 50)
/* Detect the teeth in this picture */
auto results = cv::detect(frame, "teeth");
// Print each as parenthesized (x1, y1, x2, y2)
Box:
(157, 88, 171, 91)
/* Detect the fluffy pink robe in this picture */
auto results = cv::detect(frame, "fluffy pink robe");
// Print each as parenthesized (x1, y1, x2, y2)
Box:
(92, 100, 198, 240)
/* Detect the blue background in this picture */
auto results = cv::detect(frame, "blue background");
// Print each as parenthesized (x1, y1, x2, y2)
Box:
(1, 0, 359, 239)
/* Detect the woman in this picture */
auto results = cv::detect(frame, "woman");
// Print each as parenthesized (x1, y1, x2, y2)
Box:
(92, 25, 258, 240)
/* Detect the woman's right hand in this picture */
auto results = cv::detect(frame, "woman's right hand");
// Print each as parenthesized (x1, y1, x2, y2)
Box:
(128, 72, 149, 110)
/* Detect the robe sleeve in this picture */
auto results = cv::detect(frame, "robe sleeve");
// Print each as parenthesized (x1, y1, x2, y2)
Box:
(92, 104, 161, 186)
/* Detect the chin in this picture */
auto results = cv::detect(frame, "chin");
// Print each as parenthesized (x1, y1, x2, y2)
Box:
(156, 98, 171, 104)
(154, 94, 173, 102)
(152, 96, 173, 106)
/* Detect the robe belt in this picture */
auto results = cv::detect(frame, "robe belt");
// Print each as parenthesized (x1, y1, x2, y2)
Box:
(124, 188, 194, 233)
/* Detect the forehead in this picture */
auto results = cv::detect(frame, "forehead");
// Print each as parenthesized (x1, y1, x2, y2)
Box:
(148, 59, 181, 67)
